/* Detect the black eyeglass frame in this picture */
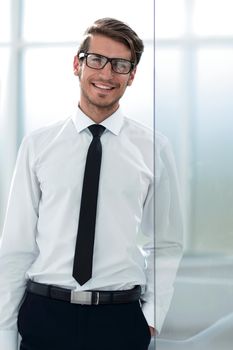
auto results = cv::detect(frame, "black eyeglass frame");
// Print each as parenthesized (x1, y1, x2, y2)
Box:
(78, 52, 136, 74)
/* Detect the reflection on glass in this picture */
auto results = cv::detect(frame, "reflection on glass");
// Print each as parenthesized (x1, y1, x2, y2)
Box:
(155, 48, 190, 248)
(193, 0, 233, 36)
(156, 45, 233, 255)
(155, 48, 184, 157)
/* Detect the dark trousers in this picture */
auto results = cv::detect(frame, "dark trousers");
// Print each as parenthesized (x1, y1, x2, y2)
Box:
(18, 292, 151, 350)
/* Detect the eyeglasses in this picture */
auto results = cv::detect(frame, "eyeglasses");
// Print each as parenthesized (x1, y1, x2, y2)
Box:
(78, 52, 135, 74)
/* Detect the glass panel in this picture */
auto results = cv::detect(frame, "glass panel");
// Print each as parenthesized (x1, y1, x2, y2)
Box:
(0, 48, 10, 132)
(193, 0, 233, 36)
(194, 48, 233, 253)
(155, 48, 191, 251)
(155, 0, 186, 39)
(155, 48, 184, 162)
(0, 0, 10, 42)
(22, 0, 154, 42)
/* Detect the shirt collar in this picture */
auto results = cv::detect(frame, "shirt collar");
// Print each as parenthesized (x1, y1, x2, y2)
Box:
(72, 106, 124, 136)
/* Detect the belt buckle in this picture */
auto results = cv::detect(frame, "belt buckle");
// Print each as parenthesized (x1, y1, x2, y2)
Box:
(70, 290, 100, 305)
(71, 290, 92, 305)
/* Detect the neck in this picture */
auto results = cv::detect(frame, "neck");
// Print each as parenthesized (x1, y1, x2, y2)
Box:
(78, 102, 119, 123)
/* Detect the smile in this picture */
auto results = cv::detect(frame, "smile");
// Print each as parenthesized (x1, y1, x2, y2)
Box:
(92, 83, 115, 90)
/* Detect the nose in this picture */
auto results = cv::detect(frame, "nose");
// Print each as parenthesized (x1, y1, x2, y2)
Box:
(99, 61, 114, 78)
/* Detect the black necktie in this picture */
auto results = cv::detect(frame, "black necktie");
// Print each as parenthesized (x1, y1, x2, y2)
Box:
(72, 124, 105, 286)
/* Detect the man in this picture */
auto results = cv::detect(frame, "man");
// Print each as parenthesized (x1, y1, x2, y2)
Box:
(0, 18, 183, 350)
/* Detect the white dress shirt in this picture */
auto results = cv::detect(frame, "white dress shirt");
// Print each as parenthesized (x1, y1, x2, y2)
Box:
(0, 107, 183, 350)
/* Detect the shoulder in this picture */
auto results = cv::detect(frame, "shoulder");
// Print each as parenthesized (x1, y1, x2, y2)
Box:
(155, 131, 178, 179)
(20, 117, 73, 153)
(24, 117, 72, 142)
(123, 116, 153, 142)
(155, 130, 170, 153)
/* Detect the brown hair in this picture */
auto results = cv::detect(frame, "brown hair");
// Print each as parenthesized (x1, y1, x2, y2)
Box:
(77, 18, 144, 65)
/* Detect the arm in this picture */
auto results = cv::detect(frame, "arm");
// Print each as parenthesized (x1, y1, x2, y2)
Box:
(154, 136, 183, 333)
(141, 135, 183, 334)
(0, 136, 40, 350)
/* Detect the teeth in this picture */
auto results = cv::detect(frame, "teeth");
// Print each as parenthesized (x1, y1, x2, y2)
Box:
(94, 83, 113, 90)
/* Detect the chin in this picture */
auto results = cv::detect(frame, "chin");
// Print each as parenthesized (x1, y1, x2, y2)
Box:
(91, 98, 119, 110)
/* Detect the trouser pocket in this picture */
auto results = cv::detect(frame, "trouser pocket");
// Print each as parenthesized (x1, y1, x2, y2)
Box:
(134, 301, 152, 347)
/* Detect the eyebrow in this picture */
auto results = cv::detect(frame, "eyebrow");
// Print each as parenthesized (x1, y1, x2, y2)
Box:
(87, 53, 133, 62)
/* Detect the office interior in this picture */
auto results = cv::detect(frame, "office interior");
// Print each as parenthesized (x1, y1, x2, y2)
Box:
(1, 1, 233, 349)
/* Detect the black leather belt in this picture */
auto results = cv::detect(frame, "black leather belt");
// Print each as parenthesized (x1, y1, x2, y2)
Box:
(27, 280, 142, 305)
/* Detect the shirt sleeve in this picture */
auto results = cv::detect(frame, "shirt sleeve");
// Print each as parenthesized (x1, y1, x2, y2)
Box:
(140, 135, 183, 334)
(0, 136, 40, 350)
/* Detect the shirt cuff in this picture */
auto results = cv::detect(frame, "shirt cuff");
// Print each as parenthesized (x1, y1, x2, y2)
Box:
(142, 301, 155, 329)
(142, 300, 170, 335)
(0, 330, 18, 350)
(155, 304, 169, 334)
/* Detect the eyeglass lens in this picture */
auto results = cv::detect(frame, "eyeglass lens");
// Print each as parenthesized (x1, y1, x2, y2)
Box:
(86, 54, 132, 74)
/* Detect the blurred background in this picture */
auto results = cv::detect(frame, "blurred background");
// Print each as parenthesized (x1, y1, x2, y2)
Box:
(155, 0, 233, 347)
(1, 0, 233, 347)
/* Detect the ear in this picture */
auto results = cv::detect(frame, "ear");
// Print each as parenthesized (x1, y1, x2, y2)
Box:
(73, 55, 80, 76)
(127, 67, 137, 86)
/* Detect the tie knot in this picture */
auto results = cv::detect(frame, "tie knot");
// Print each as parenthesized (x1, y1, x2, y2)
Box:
(88, 124, 105, 138)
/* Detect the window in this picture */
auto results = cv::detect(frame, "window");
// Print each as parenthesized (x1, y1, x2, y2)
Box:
(0, 0, 10, 42)
(156, 0, 233, 253)
(193, 0, 233, 36)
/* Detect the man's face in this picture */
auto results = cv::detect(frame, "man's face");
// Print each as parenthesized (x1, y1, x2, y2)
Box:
(73, 34, 136, 116)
